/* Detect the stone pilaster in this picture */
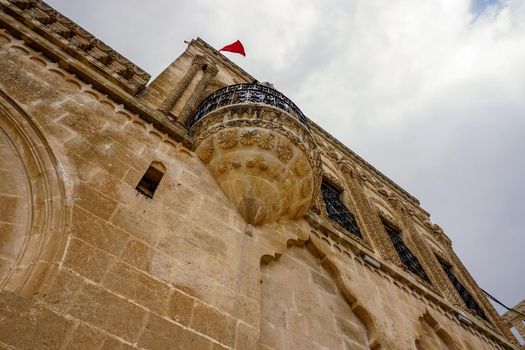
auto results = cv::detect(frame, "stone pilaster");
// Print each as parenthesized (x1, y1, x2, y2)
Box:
(158, 55, 206, 115)
(338, 162, 400, 265)
(394, 202, 463, 305)
(177, 63, 219, 126)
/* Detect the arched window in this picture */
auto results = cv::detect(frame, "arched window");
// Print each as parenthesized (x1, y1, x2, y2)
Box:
(321, 181, 362, 238)
(438, 260, 488, 321)
(383, 223, 431, 284)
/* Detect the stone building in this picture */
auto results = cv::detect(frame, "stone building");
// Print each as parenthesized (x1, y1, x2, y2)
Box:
(0, 1, 520, 349)
(503, 300, 525, 348)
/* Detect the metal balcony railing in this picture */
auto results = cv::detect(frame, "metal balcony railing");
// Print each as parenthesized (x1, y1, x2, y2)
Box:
(188, 83, 308, 128)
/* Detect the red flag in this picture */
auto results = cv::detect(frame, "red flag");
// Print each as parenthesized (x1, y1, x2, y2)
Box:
(219, 40, 246, 56)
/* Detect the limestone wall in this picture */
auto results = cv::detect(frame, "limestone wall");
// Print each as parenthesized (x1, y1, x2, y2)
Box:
(0, 28, 254, 349)
(0, 14, 517, 350)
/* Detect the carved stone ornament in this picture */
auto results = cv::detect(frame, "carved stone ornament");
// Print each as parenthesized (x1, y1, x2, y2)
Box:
(338, 160, 355, 178)
(4, 0, 150, 94)
(191, 103, 321, 225)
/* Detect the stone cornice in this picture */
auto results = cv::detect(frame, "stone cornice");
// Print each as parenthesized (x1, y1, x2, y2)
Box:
(0, 0, 192, 146)
(0, 0, 149, 95)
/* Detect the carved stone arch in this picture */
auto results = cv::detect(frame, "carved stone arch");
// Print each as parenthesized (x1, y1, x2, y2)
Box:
(415, 310, 460, 350)
(368, 196, 399, 229)
(430, 244, 451, 266)
(321, 156, 346, 190)
(0, 90, 68, 298)
(309, 158, 347, 216)
(259, 237, 381, 349)
(413, 223, 449, 260)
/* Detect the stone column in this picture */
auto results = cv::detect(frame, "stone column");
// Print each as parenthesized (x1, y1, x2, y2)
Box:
(338, 162, 400, 265)
(392, 201, 463, 306)
(158, 55, 206, 115)
(177, 63, 219, 126)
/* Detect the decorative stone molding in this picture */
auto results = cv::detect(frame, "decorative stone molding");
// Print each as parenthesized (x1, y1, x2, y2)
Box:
(338, 160, 400, 264)
(0, 3, 191, 146)
(0, 89, 68, 298)
(309, 215, 515, 349)
(431, 224, 453, 247)
(416, 310, 462, 350)
(260, 233, 382, 349)
(385, 198, 438, 292)
(1, 0, 150, 95)
(387, 197, 513, 341)
(191, 98, 321, 225)
(395, 203, 466, 307)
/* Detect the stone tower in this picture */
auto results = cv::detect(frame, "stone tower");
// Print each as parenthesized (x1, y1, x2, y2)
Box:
(0, 1, 520, 349)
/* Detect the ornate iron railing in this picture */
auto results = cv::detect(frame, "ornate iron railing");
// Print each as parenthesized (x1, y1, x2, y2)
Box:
(384, 225, 432, 284)
(440, 262, 488, 321)
(188, 83, 308, 128)
(321, 182, 362, 239)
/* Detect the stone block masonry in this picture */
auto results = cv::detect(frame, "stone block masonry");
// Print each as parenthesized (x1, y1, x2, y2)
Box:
(0, 1, 519, 349)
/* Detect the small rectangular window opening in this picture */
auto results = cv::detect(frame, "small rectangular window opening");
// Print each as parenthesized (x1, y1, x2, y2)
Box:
(136, 163, 164, 198)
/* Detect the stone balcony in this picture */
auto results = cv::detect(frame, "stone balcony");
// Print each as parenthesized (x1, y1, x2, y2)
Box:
(190, 84, 320, 225)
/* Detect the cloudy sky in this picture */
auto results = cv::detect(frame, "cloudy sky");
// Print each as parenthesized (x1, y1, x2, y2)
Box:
(46, 0, 525, 315)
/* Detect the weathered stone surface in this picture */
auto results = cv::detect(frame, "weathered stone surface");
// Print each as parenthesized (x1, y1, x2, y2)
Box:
(192, 107, 320, 225)
(260, 245, 369, 349)
(62, 323, 106, 350)
(0, 6, 517, 350)
(166, 289, 194, 326)
(62, 238, 115, 283)
(138, 313, 212, 350)
(191, 301, 237, 347)
(70, 205, 129, 257)
(0, 291, 73, 350)
(67, 283, 148, 342)
(101, 261, 170, 315)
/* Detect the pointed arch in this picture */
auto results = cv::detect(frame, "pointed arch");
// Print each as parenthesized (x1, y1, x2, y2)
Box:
(415, 309, 460, 350)
(0, 89, 69, 298)
(259, 237, 381, 349)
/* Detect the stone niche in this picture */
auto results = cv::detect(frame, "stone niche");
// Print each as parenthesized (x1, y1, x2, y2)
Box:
(190, 84, 320, 225)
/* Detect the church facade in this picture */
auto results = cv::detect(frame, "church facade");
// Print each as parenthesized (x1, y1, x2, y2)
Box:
(0, 1, 520, 349)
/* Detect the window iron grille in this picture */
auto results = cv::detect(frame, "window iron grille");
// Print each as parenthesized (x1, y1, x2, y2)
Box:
(384, 225, 431, 284)
(321, 182, 362, 238)
(440, 262, 488, 321)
